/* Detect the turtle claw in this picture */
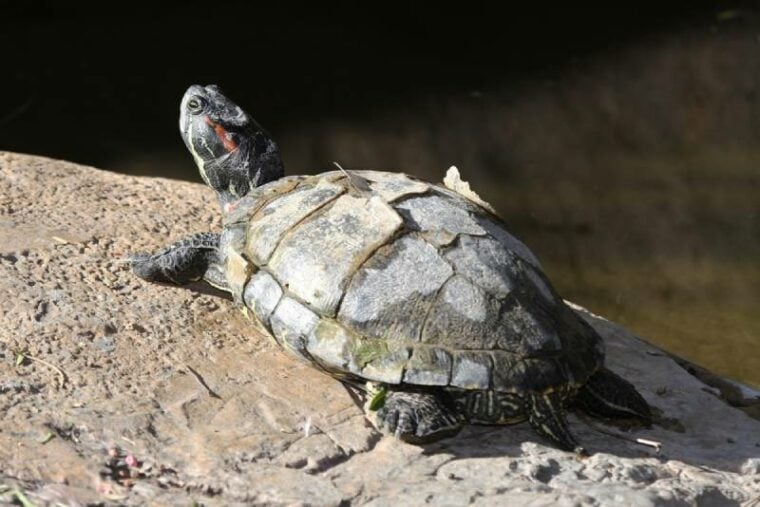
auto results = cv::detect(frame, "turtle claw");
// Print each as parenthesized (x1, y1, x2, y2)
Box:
(573, 445, 589, 457)
(125, 251, 151, 266)
(392, 411, 416, 440)
(114, 253, 146, 266)
(128, 251, 167, 282)
(372, 390, 463, 444)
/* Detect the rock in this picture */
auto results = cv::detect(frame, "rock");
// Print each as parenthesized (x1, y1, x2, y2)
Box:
(1, 152, 759, 505)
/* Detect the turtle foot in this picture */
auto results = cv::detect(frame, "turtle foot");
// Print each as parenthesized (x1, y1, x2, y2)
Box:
(575, 368, 652, 425)
(526, 391, 587, 456)
(128, 232, 223, 287)
(371, 390, 463, 444)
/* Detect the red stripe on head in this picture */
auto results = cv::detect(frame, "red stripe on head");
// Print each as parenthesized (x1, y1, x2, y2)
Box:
(203, 116, 238, 152)
(214, 124, 239, 152)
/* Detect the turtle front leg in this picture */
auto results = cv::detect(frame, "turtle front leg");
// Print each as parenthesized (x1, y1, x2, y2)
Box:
(130, 232, 228, 291)
(369, 388, 464, 444)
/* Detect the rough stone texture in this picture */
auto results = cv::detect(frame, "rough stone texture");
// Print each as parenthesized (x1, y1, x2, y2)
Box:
(1, 152, 759, 506)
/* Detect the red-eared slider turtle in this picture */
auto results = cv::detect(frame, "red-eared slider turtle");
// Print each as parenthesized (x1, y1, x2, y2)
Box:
(131, 84, 652, 455)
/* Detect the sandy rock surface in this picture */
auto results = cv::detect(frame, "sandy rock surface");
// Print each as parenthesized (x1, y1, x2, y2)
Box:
(1, 152, 759, 506)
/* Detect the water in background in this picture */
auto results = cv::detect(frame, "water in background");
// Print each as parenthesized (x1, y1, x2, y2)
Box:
(2, 5, 758, 386)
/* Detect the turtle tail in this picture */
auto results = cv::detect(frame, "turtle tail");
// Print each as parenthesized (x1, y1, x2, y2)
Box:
(575, 368, 652, 424)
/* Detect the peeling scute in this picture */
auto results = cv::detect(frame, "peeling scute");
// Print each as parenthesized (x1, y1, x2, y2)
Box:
(419, 230, 458, 247)
(443, 166, 496, 213)
(363, 172, 430, 202)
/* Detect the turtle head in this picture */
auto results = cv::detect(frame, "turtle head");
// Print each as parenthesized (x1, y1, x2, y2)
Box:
(179, 84, 284, 212)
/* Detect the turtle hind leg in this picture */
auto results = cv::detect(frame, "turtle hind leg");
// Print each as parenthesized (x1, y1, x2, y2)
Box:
(370, 389, 464, 444)
(525, 391, 587, 456)
(575, 368, 652, 424)
(130, 232, 228, 290)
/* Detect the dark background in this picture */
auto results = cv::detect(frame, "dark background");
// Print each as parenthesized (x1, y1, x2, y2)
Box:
(2, 2, 759, 386)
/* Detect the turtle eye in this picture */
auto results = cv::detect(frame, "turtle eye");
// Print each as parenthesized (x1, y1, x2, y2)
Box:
(186, 96, 205, 114)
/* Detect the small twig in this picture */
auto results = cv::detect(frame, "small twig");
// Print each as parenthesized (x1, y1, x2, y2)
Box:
(634, 438, 663, 454)
(51, 236, 70, 245)
(184, 365, 221, 399)
(332, 161, 349, 177)
(16, 351, 67, 389)
(578, 413, 662, 454)
(332, 161, 372, 192)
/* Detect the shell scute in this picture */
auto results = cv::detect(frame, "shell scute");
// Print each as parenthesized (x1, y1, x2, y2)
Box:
(246, 181, 345, 264)
(338, 235, 453, 343)
(267, 194, 403, 315)
(243, 270, 283, 325)
(270, 296, 319, 361)
(403, 347, 453, 386)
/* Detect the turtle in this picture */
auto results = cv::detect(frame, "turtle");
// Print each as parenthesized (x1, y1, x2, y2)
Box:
(130, 84, 652, 455)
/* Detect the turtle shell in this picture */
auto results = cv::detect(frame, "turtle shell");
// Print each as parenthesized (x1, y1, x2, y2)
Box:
(221, 170, 604, 393)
